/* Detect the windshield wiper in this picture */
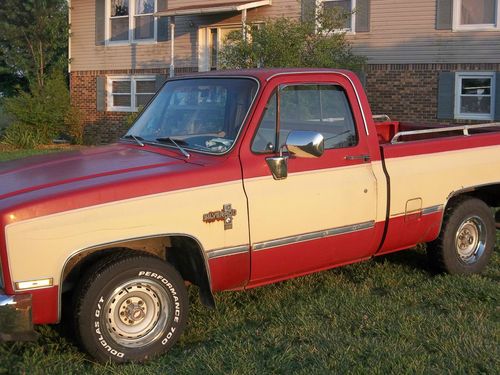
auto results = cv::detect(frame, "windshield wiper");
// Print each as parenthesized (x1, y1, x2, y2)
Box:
(121, 134, 145, 147)
(156, 137, 191, 159)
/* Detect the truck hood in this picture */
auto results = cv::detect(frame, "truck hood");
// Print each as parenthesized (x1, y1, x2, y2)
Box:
(0, 144, 187, 201)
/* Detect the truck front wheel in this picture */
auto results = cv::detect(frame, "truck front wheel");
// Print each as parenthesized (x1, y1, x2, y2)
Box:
(74, 253, 188, 363)
(427, 197, 495, 274)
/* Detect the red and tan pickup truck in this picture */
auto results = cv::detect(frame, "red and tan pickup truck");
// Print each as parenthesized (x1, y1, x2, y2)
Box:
(1, 69, 499, 362)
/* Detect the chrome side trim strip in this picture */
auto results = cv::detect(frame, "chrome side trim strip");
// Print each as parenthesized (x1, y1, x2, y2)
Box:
(207, 245, 250, 259)
(265, 70, 370, 136)
(252, 221, 375, 252)
(422, 205, 444, 216)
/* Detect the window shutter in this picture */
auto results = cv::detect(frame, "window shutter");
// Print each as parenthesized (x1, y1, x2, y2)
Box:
(495, 73, 500, 121)
(437, 72, 455, 119)
(355, 0, 370, 32)
(157, 0, 169, 41)
(354, 71, 367, 88)
(301, 0, 316, 22)
(95, 0, 106, 45)
(158, 17, 169, 41)
(155, 74, 167, 91)
(96, 76, 106, 112)
(436, 0, 453, 30)
(157, 0, 167, 12)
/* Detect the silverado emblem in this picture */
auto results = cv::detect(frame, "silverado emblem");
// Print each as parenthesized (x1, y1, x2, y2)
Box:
(203, 204, 237, 230)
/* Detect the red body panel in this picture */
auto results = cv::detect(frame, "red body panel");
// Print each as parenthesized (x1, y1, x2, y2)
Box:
(377, 212, 443, 255)
(29, 287, 59, 324)
(381, 131, 500, 159)
(248, 223, 385, 287)
(209, 252, 250, 292)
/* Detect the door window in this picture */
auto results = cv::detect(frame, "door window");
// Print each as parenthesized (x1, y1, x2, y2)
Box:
(252, 84, 358, 153)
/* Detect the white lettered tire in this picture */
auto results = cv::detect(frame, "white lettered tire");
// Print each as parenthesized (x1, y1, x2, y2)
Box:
(74, 253, 188, 363)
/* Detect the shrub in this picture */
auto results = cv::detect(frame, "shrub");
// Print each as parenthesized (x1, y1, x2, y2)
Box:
(220, 6, 366, 71)
(64, 106, 85, 145)
(1, 70, 86, 147)
(1, 122, 43, 149)
(125, 106, 144, 128)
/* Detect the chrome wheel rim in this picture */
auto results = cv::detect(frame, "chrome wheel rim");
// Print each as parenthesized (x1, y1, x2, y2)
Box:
(104, 278, 170, 348)
(455, 216, 486, 265)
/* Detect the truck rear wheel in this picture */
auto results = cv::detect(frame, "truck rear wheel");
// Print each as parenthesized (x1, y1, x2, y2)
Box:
(427, 197, 495, 274)
(74, 253, 188, 363)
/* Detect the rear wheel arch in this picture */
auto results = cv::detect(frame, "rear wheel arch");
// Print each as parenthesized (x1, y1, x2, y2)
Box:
(427, 195, 495, 274)
(445, 183, 500, 210)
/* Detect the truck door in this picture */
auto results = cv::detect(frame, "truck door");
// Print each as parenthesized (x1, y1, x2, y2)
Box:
(240, 74, 382, 286)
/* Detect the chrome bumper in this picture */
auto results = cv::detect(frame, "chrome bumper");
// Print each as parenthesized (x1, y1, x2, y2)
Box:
(0, 289, 37, 341)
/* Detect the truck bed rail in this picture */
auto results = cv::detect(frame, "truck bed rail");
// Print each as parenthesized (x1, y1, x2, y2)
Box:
(391, 123, 500, 144)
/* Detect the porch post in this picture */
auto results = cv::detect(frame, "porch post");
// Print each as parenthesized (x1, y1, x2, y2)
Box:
(242, 9, 247, 42)
(169, 16, 176, 77)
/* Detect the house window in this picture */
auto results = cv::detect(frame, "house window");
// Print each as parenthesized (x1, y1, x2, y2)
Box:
(453, 0, 499, 30)
(107, 76, 156, 112)
(110, 0, 130, 41)
(454, 73, 496, 120)
(318, 0, 356, 31)
(107, 0, 157, 44)
(135, 0, 155, 40)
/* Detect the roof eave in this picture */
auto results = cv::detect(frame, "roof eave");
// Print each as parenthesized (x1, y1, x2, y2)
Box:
(154, 0, 272, 17)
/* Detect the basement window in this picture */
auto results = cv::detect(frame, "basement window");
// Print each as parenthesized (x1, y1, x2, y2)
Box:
(454, 73, 495, 120)
(107, 76, 156, 112)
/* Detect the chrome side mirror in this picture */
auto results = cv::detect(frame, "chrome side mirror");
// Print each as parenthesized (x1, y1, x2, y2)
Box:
(286, 131, 324, 158)
(265, 131, 324, 180)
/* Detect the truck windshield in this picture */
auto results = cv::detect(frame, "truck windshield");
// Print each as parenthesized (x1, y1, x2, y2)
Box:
(125, 78, 258, 154)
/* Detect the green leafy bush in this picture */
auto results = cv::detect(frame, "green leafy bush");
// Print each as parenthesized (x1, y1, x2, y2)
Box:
(1, 122, 43, 149)
(1, 71, 84, 148)
(220, 6, 365, 70)
(125, 106, 144, 128)
(64, 106, 85, 145)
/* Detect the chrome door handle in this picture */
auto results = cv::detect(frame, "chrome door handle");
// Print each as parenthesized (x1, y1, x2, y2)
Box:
(344, 154, 371, 162)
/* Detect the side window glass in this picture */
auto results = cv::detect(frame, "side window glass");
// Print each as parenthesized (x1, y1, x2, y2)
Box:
(280, 85, 358, 150)
(251, 92, 277, 153)
(251, 84, 357, 154)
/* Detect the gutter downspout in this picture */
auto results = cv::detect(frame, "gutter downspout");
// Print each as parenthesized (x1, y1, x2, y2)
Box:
(68, 0, 72, 74)
(169, 16, 175, 77)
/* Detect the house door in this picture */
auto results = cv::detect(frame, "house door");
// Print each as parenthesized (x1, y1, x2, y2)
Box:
(198, 25, 241, 72)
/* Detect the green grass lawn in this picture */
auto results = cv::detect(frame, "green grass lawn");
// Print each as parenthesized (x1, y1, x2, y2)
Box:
(1, 243, 498, 374)
(0, 150, 498, 374)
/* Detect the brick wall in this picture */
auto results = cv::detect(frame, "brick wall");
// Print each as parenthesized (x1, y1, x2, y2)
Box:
(71, 63, 500, 143)
(365, 63, 500, 124)
(70, 67, 197, 144)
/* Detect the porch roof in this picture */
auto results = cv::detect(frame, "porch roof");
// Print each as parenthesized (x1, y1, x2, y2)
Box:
(155, 0, 272, 17)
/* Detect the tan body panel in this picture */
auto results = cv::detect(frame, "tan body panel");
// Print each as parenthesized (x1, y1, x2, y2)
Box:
(385, 145, 500, 217)
(244, 163, 382, 245)
(5, 181, 248, 287)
